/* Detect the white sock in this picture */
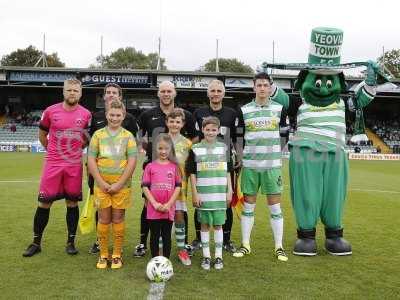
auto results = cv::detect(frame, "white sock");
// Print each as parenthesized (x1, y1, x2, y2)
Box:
(200, 231, 210, 258)
(214, 228, 223, 259)
(269, 203, 283, 249)
(241, 202, 255, 246)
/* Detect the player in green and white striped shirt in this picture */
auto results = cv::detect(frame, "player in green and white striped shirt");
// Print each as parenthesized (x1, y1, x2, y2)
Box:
(233, 72, 289, 262)
(187, 116, 233, 270)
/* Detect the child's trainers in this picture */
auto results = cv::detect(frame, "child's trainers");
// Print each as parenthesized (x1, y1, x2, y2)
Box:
(214, 257, 224, 270)
(178, 249, 191, 266)
(200, 257, 211, 270)
(133, 244, 146, 257)
(275, 247, 288, 262)
(111, 256, 123, 269)
(96, 257, 108, 269)
(233, 244, 251, 258)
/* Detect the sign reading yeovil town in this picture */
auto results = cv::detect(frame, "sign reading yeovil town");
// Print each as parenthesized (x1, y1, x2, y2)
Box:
(157, 75, 217, 89)
(81, 74, 150, 86)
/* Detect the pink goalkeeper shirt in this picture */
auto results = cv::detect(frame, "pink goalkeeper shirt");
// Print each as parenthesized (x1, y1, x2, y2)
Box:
(142, 161, 181, 221)
(39, 102, 91, 166)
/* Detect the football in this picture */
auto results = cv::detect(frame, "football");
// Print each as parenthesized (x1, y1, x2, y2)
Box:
(146, 256, 174, 282)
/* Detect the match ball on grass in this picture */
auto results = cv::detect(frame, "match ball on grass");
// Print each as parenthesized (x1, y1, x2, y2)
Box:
(146, 256, 174, 282)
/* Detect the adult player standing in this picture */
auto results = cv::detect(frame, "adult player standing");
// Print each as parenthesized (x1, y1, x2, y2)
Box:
(233, 72, 289, 262)
(23, 79, 91, 257)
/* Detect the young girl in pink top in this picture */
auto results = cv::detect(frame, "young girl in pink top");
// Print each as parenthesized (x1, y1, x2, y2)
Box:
(142, 133, 181, 258)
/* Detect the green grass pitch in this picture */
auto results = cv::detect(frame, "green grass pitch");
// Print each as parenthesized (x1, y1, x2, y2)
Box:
(1, 152, 399, 299)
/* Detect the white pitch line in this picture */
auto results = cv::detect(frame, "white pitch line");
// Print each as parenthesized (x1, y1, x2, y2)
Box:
(281, 184, 400, 194)
(0, 180, 39, 183)
(349, 188, 400, 194)
(147, 282, 166, 300)
(1, 181, 399, 195)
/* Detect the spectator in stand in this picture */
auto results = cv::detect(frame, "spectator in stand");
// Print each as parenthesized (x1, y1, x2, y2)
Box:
(10, 122, 16, 133)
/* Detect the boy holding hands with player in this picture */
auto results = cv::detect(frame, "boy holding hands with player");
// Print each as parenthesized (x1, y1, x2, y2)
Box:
(186, 116, 233, 270)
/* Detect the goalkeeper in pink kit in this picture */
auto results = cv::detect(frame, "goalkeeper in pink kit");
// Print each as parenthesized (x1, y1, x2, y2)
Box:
(23, 79, 91, 257)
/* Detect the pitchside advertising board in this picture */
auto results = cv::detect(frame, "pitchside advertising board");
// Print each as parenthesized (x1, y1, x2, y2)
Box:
(0, 144, 16, 152)
(0, 144, 30, 152)
(348, 153, 400, 160)
(0, 144, 89, 154)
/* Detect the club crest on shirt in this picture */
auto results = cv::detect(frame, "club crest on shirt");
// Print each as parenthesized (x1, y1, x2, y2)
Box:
(75, 118, 84, 126)
(220, 126, 227, 136)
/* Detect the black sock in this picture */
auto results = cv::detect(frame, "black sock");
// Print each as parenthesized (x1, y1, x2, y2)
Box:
(194, 209, 201, 241)
(183, 211, 188, 245)
(140, 205, 149, 246)
(66, 206, 79, 244)
(223, 207, 233, 243)
(33, 207, 50, 245)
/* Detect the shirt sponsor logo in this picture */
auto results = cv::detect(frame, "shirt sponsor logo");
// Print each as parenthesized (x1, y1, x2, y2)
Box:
(198, 161, 225, 171)
(247, 119, 278, 130)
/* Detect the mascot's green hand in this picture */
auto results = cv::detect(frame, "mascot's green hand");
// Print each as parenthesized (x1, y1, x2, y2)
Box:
(365, 60, 379, 86)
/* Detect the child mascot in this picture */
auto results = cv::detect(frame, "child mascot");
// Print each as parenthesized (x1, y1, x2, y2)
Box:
(266, 27, 387, 256)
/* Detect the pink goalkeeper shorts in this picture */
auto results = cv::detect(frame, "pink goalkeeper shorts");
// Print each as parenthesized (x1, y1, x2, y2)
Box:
(38, 162, 83, 203)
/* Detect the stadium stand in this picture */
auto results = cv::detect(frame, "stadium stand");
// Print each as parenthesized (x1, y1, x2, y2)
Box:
(369, 119, 400, 154)
(0, 123, 38, 144)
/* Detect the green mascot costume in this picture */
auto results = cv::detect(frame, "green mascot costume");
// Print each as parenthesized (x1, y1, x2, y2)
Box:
(265, 27, 388, 256)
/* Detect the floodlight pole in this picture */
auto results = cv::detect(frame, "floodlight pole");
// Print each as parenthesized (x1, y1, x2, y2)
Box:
(156, 0, 162, 70)
(216, 39, 219, 72)
(100, 35, 104, 68)
(272, 40, 275, 74)
(34, 33, 48, 68)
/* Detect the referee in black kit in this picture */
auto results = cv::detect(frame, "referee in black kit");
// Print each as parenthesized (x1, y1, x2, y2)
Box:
(88, 83, 139, 254)
(132, 80, 197, 257)
(192, 79, 240, 253)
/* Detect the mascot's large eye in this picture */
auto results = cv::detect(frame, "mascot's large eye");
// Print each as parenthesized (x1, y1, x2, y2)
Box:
(326, 80, 333, 88)
(315, 79, 322, 88)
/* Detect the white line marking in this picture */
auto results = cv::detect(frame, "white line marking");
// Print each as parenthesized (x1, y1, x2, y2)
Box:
(1, 181, 399, 194)
(0, 180, 39, 183)
(281, 184, 400, 194)
(349, 188, 400, 194)
(147, 282, 166, 300)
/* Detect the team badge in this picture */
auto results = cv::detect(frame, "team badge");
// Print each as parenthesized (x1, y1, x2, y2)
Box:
(75, 118, 83, 126)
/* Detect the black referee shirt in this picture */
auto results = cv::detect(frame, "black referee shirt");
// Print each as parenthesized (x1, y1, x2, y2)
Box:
(138, 105, 196, 161)
(89, 110, 139, 137)
(193, 106, 239, 144)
